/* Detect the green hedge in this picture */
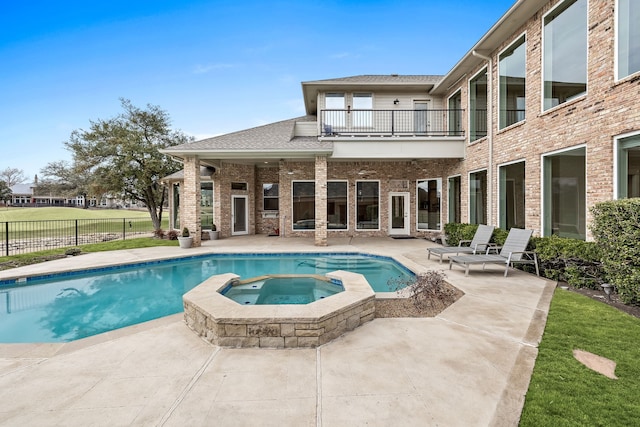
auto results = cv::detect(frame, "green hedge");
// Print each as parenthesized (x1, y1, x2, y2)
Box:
(591, 199, 640, 305)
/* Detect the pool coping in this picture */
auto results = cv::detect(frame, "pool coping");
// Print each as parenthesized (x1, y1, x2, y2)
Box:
(183, 270, 376, 348)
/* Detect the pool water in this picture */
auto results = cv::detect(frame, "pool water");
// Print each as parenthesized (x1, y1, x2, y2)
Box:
(0, 253, 413, 343)
(221, 276, 344, 305)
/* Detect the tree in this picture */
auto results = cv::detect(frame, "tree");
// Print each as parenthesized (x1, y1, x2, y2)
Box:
(65, 99, 192, 229)
(0, 167, 26, 187)
(0, 180, 12, 205)
(38, 160, 95, 208)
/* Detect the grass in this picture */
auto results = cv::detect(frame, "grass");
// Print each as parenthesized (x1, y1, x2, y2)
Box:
(0, 237, 177, 270)
(0, 207, 169, 238)
(0, 207, 151, 221)
(520, 289, 640, 426)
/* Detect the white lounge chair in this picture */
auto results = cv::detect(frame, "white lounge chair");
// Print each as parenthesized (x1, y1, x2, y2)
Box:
(448, 228, 539, 277)
(427, 224, 495, 263)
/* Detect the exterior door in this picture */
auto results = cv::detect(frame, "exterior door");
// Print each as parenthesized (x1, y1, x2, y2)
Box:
(389, 192, 410, 235)
(414, 101, 430, 134)
(232, 195, 248, 235)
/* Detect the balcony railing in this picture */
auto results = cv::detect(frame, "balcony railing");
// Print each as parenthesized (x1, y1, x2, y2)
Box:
(320, 109, 465, 137)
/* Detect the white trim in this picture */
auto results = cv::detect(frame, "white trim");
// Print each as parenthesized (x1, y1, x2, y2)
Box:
(496, 159, 526, 230)
(327, 180, 349, 232)
(291, 180, 316, 232)
(614, 0, 640, 82)
(355, 180, 381, 231)
(539, 144, 587, 237)
(231, 195, 249, 236)
(416, 178, 442, 232)
(389, 192, 411, 235)
(613, 130, 640, 198)
(497, 32, 527, 130)
(447, 89, 462, 136)
(467, 168, 488, 225)
(541, 0, 589, 113)
(468, 67, 488, 143)
(446, 174, 462, 224)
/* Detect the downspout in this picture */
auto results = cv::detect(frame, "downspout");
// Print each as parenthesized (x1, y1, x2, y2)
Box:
(472, 50, 494, 226)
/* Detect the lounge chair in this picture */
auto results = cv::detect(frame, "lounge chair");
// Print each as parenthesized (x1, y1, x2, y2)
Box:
(427, 224, 495, 263)
(448, 228, 539, 277)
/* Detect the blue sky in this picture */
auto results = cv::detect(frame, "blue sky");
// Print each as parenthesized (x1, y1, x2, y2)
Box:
(0, 0, 515, 181)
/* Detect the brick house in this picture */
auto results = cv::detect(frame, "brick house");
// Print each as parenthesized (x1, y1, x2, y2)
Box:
(161, 0, 639, 247)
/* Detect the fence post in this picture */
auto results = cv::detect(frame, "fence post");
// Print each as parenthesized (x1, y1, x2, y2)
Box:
(123, 218, 126, 241)
(75, 220, 79, 246)
(4, 222, 8, 257)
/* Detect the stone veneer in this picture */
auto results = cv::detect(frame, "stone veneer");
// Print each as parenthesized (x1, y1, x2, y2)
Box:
(183, 270, 375, 348)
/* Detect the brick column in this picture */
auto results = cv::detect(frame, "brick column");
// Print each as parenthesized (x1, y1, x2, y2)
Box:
(183, 156, 202, 247)
(315, 155, 328, 246)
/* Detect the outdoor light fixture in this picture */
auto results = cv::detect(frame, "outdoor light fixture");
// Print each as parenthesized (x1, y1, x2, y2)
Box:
(601, 283, 613, 301)
(393, 99, 400, 105)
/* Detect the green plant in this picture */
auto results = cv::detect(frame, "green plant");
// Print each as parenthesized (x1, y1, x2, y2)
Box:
(181, 227, 190, 238)
(211, 224, 217, 231)
(591, 198, 640, 304)
(443, 223, 478, 246)
(532, 235, 604, 289)
(64, 247, 82, 256)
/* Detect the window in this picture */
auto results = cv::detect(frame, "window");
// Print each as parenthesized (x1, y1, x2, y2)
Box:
(172, 183, 180, 230)
(499, 35, 526, 128)
(499, 162, 526, 230)
(263, 183, 279, 211)
(201, 182, 214, 229)
(469, 69, 488, 142)
(292, 181, 315, 230)
(231, 182, 247, 191)
(325, 93, 345, 128)
(356, 181, 379, 230)
(469, 170, 487, 224)
(543, 0, 587, 110)
(448, 91, 462, 136)
(448, 176, 461, 223)
(417, 179, 441, 231)
(352, 93, 372, 128)
(616, 134, 640, 198)
(328, 181, 348, 230)
(617, 0, 640, 80)
(543, 147, 586, 240)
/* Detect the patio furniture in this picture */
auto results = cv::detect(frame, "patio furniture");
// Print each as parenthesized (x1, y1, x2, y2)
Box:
(427, 224, 495, 263)
(448, 228, 539, 277)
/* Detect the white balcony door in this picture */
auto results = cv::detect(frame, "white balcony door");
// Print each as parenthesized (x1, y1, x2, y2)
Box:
(389, 192, 410, 235)
(232, 195, 248, 235)
(414, 100, 430, 134)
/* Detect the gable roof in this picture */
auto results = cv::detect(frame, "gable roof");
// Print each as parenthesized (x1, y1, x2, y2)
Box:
(301, 74, 444, 114)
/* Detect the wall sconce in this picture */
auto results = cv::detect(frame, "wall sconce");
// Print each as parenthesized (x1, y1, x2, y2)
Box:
(393, 99, 399, 105)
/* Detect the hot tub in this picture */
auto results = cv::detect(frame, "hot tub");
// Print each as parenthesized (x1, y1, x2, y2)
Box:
(220, 275, 344, 305)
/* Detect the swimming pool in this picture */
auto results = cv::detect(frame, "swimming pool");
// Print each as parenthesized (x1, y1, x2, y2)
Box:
(0, 253, 414, 343)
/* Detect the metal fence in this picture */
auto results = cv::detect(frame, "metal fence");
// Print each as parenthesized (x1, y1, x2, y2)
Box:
(0, 218, 161, 256)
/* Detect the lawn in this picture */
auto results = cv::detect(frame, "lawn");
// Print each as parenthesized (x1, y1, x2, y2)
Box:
(520, 289, 640, 426)
(0, 207, 151, 221)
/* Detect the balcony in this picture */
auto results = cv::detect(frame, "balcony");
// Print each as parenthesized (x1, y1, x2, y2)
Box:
(320, 109, 465, 138)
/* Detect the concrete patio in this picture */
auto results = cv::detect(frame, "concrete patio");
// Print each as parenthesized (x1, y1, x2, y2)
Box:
(0, 236, 555, 426)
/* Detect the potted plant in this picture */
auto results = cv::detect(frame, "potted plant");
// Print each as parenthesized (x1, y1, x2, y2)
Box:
(208, 224, 219, 240)
(177, 227, 193, 249)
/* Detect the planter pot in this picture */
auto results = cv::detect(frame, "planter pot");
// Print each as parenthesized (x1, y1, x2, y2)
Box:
(208, 230, 220, 240)
(177, 236, 193, 249)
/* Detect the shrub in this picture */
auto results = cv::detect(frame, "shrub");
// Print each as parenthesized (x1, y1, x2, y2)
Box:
(166, 230, 178, 240)
(64, 247, 82, 256)
(532, 235, 604, 289)
(181, 227, 190, 237)
(153, 228, 166, 239)
(389, 270, 451, 311)
(443, 223, 478, 246)
(591, 199, 640, 305)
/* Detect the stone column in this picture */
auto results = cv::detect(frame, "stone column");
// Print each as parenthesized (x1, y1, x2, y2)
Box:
(182, 156, 202, 247)
(315, 155, 328, 246)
